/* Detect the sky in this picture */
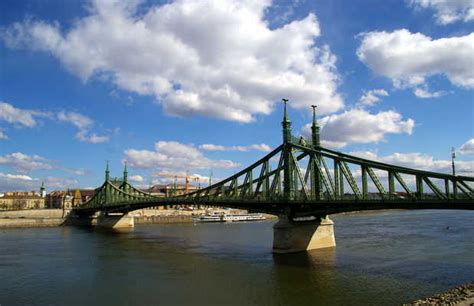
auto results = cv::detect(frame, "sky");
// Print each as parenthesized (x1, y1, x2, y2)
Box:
(0, 0, 473, 192)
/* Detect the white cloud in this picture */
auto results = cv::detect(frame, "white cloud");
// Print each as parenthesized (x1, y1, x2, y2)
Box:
(75, 131, 109, 144)
(408, 0, 474, 24)
(358, 89, 389, 106)
(57, 111, 109, 143)
(199, 143, 271, 152)
(129, 175, 144, 183)
(57, 111, 93, 130)
(0, 172, 78, 192)
(413, 87, 446, 98)
(0, 101, 109, 143)
(0, 130, 8, 140)
(124, 141, 239, 170)
(350, 151, 473, 175)
(151, 170, 211, 186)
(357, 29, 474, 95)
(1, 0, 344, 123)
(459, 138, 474, 155)
(303, 108, 415, 148)
(0, 152, 54, 173)
(71, 169, 87, 176)
(0, 101, 48, 127)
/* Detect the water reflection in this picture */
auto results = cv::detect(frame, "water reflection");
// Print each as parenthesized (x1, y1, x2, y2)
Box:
(273, 247, 336, 268)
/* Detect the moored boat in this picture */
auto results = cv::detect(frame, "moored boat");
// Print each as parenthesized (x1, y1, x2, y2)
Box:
(222, 213, 266, 222)
(194, 213, 266, 223)
(193, 215, 224, 222)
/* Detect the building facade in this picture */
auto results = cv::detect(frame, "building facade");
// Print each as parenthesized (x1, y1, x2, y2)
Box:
(45, 189, 96, 209)
(0, 191, 45, 210)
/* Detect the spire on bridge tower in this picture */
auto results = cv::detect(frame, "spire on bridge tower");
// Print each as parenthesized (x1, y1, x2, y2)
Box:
(105, 161, 110, 181)
(282, 98, 292, 144)
(311, 105, 320, 147)
(123, 162, 128, 183)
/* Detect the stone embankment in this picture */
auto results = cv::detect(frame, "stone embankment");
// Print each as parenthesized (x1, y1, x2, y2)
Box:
(0, 208, 273, 228)
(131, 208, 221, 224)
(404, 283, 474, 306)
(0, 209, 67, 228)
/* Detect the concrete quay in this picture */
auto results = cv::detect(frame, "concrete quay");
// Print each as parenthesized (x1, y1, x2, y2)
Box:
(0, 208, 270, 228)
(0, 209, 67, 228)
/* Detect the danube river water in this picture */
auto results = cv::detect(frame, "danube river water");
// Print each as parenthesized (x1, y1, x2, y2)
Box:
(0, 210, 472, 306)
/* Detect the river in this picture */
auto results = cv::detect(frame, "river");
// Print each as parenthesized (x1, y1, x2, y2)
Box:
(0, 209, 472, 306)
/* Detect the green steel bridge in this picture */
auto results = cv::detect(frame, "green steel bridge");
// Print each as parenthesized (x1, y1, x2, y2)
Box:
(73, 101, 474, 218)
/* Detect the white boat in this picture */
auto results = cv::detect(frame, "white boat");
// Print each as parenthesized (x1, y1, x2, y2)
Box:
(194, 213, 266, 223)
(193, 215, 224, 222)
(222, 213, 266, 222)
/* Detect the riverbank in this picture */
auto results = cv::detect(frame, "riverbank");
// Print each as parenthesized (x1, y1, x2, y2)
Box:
(0, 209, 66, 228)
(404, 283, 474, 305)
(0, 208, 275, 228)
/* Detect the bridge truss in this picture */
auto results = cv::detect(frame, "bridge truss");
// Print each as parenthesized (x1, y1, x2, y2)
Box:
(74, 101, 473, 217)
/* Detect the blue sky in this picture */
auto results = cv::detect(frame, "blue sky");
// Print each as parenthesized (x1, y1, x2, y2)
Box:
(0, 0, 473, 192)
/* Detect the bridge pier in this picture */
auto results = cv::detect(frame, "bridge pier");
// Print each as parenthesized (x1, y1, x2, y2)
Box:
(96, 212, 134, 228)
(273, 215, 335, 253)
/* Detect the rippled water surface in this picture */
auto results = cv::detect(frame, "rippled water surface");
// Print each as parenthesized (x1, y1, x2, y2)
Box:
(0, 210, 473, 306)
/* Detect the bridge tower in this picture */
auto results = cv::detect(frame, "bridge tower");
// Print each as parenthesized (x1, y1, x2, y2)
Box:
(273, 101, 336, 253)
(311, 105, 320, 147)
(311, 105, 322, 200)
(123, 162, 128, 183)
(282, 99, 296, 201)
(105, 161, 110, 181)
(103, 161, 110, 205)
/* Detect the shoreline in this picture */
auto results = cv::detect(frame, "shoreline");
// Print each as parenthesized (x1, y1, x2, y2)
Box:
(404, 283, 474, 305)
(0, 209, 276, 228)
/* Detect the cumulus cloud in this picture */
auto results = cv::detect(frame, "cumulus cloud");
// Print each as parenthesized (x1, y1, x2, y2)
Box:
(459, 138, 474, 155)
(358, 89, 389, 106)
(0, 101, 48, 127)
(129, 175, 144, 183)
(199, 143, 271, 152)
(408, 0, 474, 24)
(0, 152, 54, 173)
(0, 130, 8, 140)
(151, 170, 211, 186)
(0, 172, 78, 192)
(350, 151, 473, 175)
(413, 87, 446, 98)
(357, 29, 474, 96)
(1, 0, 344, 123)
(124, 141, 239, 170)
(57, 111, 109, 143)
(57, 111, 92, 130)
(303, 109, 415, 148)
(0, 101, 109, 143)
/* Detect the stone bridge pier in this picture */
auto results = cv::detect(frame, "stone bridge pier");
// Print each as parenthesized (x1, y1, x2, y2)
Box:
(97, 212, 134, 228)
(272, 215, 335, 253)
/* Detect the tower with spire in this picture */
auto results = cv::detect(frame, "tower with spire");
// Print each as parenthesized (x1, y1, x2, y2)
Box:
(40, 181, 46, 198)
(123, 162, 128, 183)
(105, 161, 110, 181)
(282, 98, 292, 144)
(311, 105, 320, 147)
(281, 98, 295, 200)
